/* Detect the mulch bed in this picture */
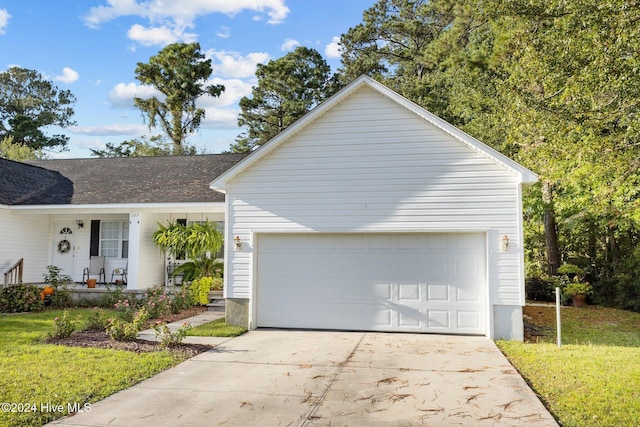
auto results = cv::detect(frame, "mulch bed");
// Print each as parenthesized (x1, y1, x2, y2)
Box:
(46, 306, 212, 357)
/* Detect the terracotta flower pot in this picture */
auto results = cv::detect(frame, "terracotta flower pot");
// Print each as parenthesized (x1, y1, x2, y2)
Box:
(87, 278, 97, 288)
(572, 294, 587, 308)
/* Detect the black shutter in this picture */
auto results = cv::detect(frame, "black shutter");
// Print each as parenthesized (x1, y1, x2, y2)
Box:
(90, 220, 100, 257)
(177, 218, 187, 226)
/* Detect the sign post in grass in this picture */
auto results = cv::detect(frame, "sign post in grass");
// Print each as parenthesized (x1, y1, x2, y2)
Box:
(556, 287, 562, 348)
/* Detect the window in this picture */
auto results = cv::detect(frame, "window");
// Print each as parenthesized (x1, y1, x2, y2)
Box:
(100, 221, 129, 258)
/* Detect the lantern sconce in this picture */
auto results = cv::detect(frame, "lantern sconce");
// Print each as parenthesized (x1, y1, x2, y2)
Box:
(234, 235, 242, 251)
(501, 235, 510, 252)
(76, 220, 84, 228)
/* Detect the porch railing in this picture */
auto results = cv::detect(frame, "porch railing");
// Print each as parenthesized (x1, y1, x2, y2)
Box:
(3, 258, 23, 287)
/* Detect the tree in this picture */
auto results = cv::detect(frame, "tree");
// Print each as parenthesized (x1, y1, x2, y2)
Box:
(90, 135, 197, 157)
(231, 46, 339, 153)
(0, 136, 45, 161)
(134, 43, 224, 154)
(0, 67, 76, 151)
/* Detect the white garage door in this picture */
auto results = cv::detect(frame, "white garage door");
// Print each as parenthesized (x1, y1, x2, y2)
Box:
(256, 233, 486, 335)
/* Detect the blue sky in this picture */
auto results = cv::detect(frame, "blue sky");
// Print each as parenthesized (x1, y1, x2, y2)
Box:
(0, 1, 375, 158)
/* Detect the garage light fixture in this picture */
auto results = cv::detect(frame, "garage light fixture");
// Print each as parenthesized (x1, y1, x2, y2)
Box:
(234, 235, 242, 250)
(501, 235, 510, 252)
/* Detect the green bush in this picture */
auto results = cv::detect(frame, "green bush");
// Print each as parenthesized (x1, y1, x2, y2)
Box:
(49, 310, 77, 339)
(153, 322, 192, 347)
(211, 277, 223, 290)
(106, 307, 149, 341)
(189, 277, 213, 306)
(143, 287, 172, 319)
(42, 265, 73, 308)
(525, 277, 556, 302)
(170, 287, 193, 314)
(0, 283, 44, 313)
(85, 307, 108, 331)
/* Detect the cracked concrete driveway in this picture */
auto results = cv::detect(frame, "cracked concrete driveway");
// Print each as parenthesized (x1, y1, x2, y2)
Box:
(49, 330, 558, 426)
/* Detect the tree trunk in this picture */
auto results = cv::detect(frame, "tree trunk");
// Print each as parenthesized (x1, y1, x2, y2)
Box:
(541, 181, 561, 275)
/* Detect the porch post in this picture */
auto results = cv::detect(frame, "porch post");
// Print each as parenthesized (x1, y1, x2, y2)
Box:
(127, 213, 141, 289)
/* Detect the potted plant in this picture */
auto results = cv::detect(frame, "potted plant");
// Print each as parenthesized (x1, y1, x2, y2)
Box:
(557, 264, 591, 307)
(563, 280, 592, 307)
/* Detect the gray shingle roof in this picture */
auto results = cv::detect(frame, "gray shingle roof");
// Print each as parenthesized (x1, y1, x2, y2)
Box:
(1, 154, 247, 205)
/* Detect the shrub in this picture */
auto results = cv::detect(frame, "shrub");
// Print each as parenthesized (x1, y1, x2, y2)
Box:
(153, 322, 192, 347)
(49, 310, 77, 339)
(170, 287, 193, 314)
(85, 307, 108, 331)
(0, 283, 44, 313)
(143, 287, 171, 319)
(114, 298, 139, 322)
(42, 265, 73, 308)
(106, 307, 149, 341)
(189, 277, 213, 306)
(525, 277, 556, 302)
(99, 283, 127, 308)
(210, 277, 223, 291)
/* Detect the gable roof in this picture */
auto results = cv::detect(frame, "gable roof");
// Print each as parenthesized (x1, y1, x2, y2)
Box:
(0, 158, 74, 205)
(1, 153, 248, 206)
(211, 76, 538, 192)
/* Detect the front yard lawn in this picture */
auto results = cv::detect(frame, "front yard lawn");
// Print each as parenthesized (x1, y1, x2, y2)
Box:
(497, 305, 640, 427)
(186, 317, 247, 337)
(0, 309, 200, 427)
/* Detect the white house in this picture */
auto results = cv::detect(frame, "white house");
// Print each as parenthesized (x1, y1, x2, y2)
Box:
(211, 76, 537, 340)
(0, 154, 247, 289)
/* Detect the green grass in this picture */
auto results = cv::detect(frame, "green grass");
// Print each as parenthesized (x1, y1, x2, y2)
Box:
(0, 309, 191, 427)
(186, 317, 247, 337)
(497, 305, 640, 427)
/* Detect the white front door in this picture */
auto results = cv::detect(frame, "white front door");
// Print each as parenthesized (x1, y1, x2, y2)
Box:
(256, 233, 487, 335)
(51, 223, 75, 278)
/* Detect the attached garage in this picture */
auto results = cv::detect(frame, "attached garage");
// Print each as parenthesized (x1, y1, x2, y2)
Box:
(211, 76, 538, 341)
(256, 233, 486, 335)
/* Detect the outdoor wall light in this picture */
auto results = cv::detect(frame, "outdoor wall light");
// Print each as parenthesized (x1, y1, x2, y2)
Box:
(234, 235, 242, 250)
(76, 220, 84, 228)
(501, 234, 510, 252)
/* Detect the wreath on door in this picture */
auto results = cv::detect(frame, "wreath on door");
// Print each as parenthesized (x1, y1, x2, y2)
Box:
(57, 239, 71, 254)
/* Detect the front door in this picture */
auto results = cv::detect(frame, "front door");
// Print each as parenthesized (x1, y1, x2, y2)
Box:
(51, 223, 75, 279)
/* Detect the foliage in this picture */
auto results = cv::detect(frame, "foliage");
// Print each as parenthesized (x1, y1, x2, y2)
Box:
(210, 277, 223, 291)
(188, 277, 214, 306)
(0, 67, 76, 151)
(106, 307, 149, 341)
(90, 135, 198, 157)
(498, 306, 640, 426)
(152, 221, 223, 279)
(85, 307, 108, 331)
(563, 281, 592, 297)
(48, 310, 77, 339)
(153, 322, 192, 347)
(134, 42, 224, 151)
(42, 265, 72, 308)
(0, 283, 44, 313)
(114, 298, 139, 322)
(169, 287, 194, 314)
(98, 283, 127, 308)
(0, 135, 44, 160)
(186, 317, 247, 338)
(142, 287, 172, 319)
(525, 277, 555, 302)
(0, 309, 184, 426)
(232, 46, 340, 152)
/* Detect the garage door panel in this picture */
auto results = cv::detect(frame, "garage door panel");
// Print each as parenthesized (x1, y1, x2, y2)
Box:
(256, 233, 486, 334)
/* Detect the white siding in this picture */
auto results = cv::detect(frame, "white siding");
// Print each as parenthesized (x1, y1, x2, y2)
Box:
(0, 209, 50, 284)
(227, 86, 524, 306)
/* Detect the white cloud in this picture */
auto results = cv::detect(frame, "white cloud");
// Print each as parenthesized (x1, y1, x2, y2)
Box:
(198, 78, 253, 108)
(207, 49, 270, 79)
(109, 82, 162, 108)
(68, 123, 148, 136)
(0, 9, 10, 35)
(84, 0, 290, 29)
(216, 26, 230, 39)
(54, 67, 79, 84)
(201, 107, 240, 129)
(127, 23, 198, 46)
(281, 38, 299, 51)
(325, 36, 342, 59)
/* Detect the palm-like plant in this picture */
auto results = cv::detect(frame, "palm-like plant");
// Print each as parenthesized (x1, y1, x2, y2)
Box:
(152, 221, 223, 280)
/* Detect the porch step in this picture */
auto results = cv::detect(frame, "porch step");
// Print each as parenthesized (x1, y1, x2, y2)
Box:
(207, 290, 225, 312)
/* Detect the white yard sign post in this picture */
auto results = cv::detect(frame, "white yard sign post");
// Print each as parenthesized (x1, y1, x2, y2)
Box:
(556, 287, 562, 348)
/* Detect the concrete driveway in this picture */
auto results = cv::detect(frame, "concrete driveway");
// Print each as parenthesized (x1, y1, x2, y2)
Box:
(49, 331, 557, 426)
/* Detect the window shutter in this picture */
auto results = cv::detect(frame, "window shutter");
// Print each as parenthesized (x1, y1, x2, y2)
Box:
(90, 220, 100, 256)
